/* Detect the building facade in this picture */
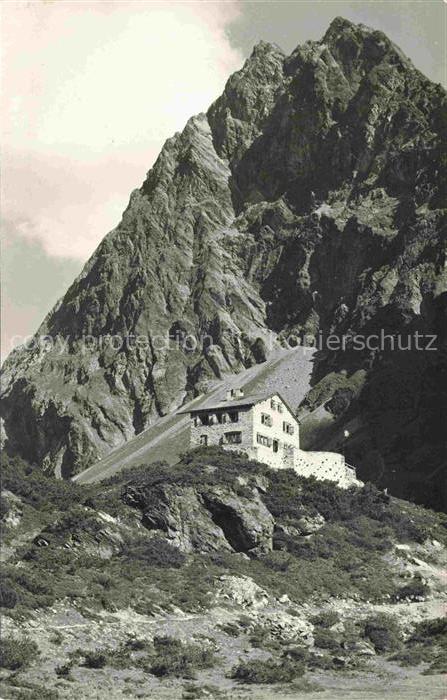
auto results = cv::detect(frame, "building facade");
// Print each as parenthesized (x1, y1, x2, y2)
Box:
(184, 389, 360, 488)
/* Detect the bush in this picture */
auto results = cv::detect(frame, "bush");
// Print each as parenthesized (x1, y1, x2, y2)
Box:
(123, 537, 186, 569)
(82, 650, 109, 668)
(0, 495, 10, 520)
(0, 580, 19, 609)
(313, 629, 341, 651)
(363, 614, 402, 653)
(124, 636, 151, 651)
(55, 661, 74, 678)
(219, 621, 242, 637)
(149, 636, 216, 679)
(249, 625, 282, 652)
(391, 617, 447, 672)
(393, 579, 429, 601)
(9, 683, 59, 699)
(411, 617, 447, 642)
(282, 646, 309, 663)
(1, 567, 55, 609)
(0, 637, 40, 670)
(230, 658, 302, 684)
(1, 452, 88, 512)
(311, 610, 340, 628)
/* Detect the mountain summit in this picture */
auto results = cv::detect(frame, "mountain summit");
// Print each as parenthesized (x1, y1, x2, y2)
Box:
(1, 18, 445, 505)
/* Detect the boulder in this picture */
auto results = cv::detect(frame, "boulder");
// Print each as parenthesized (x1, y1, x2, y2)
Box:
(215, 575, 269, 609)
(201, 485, 274, 553)
(123, 484, 233, 554)
(295, 514, 326, 535)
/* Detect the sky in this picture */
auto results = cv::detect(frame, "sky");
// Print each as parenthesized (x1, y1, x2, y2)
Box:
(1, 0, 445, 360)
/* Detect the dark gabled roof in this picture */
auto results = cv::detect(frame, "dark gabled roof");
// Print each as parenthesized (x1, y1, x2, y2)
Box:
(177, 390, 300, 422)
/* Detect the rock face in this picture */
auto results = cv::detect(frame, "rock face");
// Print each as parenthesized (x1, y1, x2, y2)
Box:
(1, 18, 445, 505)
(123, 481, 274, 554)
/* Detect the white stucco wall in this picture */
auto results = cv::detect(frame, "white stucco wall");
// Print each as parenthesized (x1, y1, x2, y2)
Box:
(250, 395, 300, 469)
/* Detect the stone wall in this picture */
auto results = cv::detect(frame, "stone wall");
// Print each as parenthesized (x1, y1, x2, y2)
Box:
(293, 450, 361, 488)
(190, 406, 254, 453)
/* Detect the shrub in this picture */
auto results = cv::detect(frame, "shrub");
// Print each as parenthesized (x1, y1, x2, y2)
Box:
(49, 630, 64, 646)
(307, 652, 337, 671)
(411, 617, 447, 643)
(311, 610, 340, 628)
(1, 451, 88, 512)
(391, 617, 447, 671)
(219, 622, 242, 637)
(282, 646, 309, 663)
(55, 661, 74, 678)
(2, 567, 55, 609)
(0, 580, 19, 608)
(149, 636, 216, 679)
(249, 625, 282, 652)
(230, 658, 302, 684)
(122, 537, 186, 568)
(0, 495, 10, 520)
(313, 629, 341, 651)
(82, 650, 109, 668)
(124, 636, 151, 651)
(363, 614, 402, 653)
(10, 683, 59, 699)
(0, 637, 40, 670)
(393, 579, 429, 601)
(390, 647, 430, 667)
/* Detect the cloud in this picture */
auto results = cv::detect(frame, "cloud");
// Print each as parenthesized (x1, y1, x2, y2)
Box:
(1, 222, 83, 360)
(1, 1, 243, 357)
(1, 1, 243, 258)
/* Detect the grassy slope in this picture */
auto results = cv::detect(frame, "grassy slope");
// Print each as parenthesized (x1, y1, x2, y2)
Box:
(1, 447, 446, 698)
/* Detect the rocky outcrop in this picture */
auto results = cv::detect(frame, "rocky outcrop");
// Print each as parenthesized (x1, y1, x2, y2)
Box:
(214, 575, 269, 609)
(123, 481, 274, 554)
(1, 18, 445, 506)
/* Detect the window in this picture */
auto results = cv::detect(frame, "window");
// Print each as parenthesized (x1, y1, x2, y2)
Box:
(257, 433, 272, 447)
(198, 413, 210, 426)
(224, 431, 242, 445)
(261, 413, 272, 427)
(283, 421, 295, 435)
(271, 398, 283, 412)
(228, 411, 239, 423)
(200, 435, 208, 446)
(273, 439, 279, 453)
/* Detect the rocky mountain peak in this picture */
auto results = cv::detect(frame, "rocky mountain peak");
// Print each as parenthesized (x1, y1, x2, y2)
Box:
(1, 20, 445, 507)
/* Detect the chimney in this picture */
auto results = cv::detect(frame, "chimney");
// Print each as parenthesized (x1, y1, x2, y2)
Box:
(225, 388, 244, 401)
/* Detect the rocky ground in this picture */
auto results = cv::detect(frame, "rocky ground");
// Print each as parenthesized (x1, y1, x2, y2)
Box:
(1, 574, 446, 699)
(1, 448, 446, 699)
